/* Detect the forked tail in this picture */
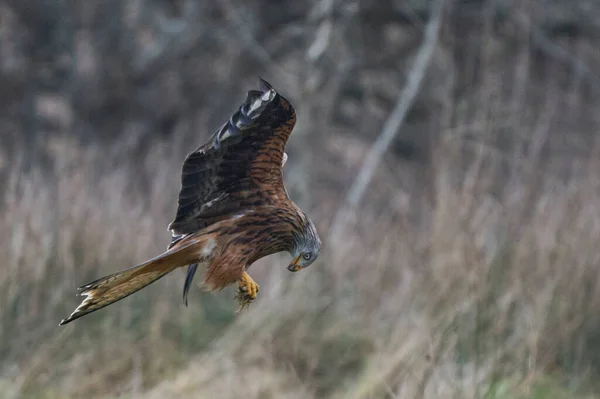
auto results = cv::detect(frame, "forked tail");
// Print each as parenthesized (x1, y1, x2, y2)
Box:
(59, 236, 207, 325)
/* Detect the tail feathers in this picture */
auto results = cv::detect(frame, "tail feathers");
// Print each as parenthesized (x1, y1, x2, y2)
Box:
(59, 235, 209, 326)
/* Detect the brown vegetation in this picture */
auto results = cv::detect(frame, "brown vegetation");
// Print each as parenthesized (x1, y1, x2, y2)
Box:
(1, 0, 600, 398)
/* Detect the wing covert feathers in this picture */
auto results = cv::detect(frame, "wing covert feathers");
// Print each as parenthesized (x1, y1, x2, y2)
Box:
(167, 78, 296, 236)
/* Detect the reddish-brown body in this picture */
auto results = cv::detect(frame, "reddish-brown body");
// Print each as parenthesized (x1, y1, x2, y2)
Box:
(186, 204, 307, 292)
(60, 79, 320, 326)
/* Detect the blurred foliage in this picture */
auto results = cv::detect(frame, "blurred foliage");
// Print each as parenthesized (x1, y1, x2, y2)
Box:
(1, 0, 600, 398)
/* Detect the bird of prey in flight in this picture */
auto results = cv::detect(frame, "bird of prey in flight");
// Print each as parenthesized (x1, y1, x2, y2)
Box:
(60, 79, 321, 326)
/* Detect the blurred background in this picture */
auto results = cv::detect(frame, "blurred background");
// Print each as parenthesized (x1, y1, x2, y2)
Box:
(2, 0, 600, 398)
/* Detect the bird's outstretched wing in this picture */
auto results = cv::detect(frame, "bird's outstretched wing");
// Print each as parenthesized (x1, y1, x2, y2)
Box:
(168, 78, 297, 236)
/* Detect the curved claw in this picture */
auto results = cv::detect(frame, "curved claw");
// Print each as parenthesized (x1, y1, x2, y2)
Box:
(235, 272, 260, 310)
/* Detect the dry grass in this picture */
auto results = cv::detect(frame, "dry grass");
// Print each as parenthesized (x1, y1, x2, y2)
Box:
(3, 123, 600, 398)
(141, 132, 600, 399)
(2, 2, 600, 398)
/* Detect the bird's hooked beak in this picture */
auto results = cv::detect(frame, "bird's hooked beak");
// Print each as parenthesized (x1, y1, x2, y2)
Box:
(287, 255, 303, 272)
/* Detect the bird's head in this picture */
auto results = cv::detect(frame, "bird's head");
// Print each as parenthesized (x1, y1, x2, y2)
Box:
(288, 218, 321, 272)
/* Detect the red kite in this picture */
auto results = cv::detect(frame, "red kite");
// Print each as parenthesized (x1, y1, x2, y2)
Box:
(60, 79, 321, 325)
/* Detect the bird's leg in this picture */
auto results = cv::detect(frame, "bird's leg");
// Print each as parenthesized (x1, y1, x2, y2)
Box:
(235, 271, 260, 310)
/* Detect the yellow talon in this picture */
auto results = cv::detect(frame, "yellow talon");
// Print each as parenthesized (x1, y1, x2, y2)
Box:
(235, 272, 259, 310)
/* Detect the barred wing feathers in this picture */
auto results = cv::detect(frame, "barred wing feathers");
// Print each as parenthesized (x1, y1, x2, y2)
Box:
(168, 79, 297, 236)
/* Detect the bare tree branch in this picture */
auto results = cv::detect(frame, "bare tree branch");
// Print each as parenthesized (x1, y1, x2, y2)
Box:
(327, 0, 447, 242)
(515, 12, 600, 90)
(306, 0, 335, 62)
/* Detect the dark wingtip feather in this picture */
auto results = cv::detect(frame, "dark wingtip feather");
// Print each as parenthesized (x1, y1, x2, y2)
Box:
(258, 77, 274, 91)
(239, 81, 276, 120)
(206, 79, 281, 150)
